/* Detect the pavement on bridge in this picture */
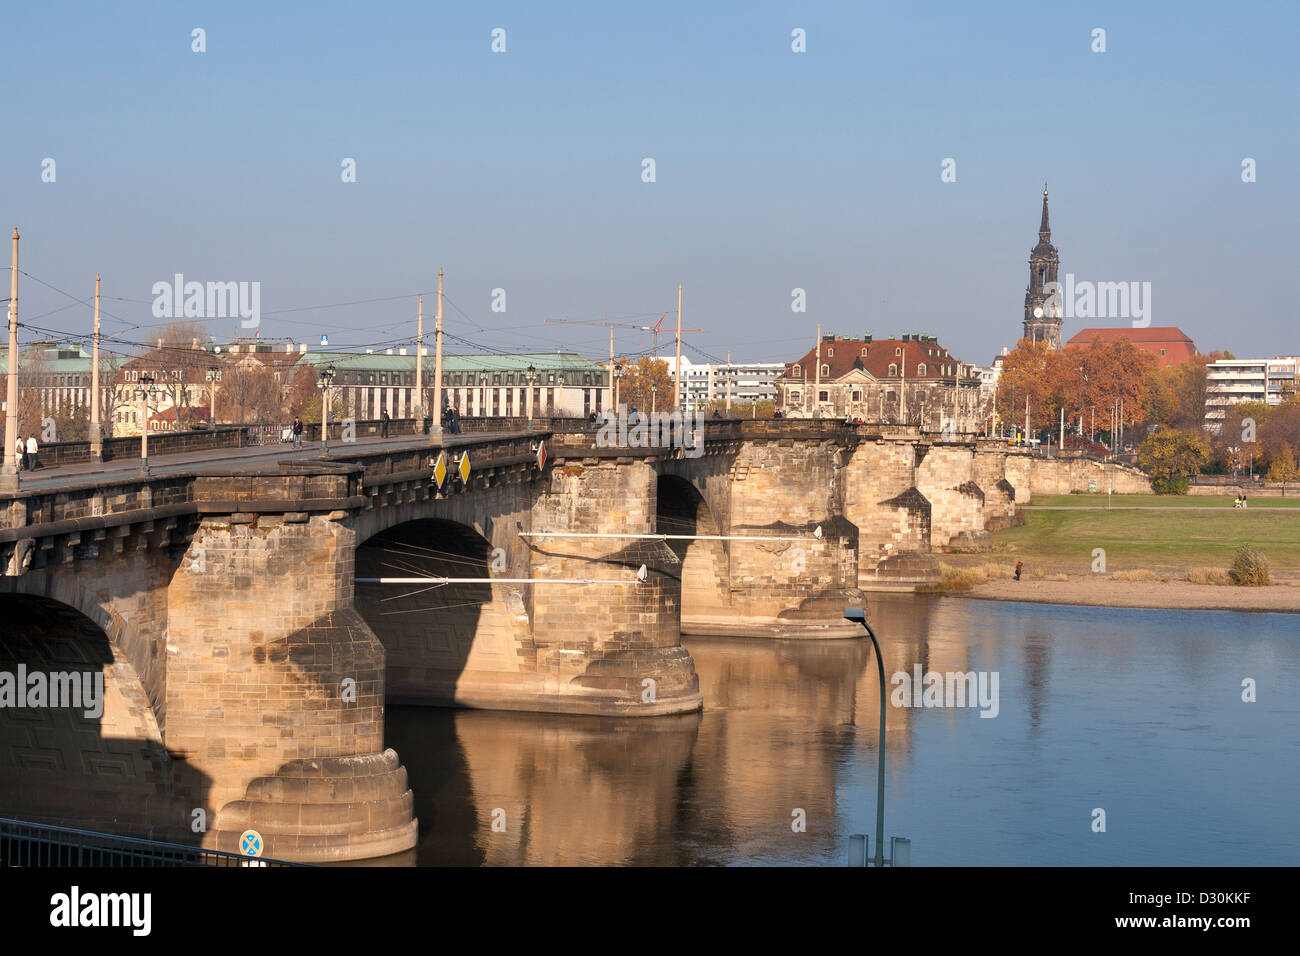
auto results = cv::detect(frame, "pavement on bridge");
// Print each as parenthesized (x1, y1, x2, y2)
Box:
(6, 431, 531, 494)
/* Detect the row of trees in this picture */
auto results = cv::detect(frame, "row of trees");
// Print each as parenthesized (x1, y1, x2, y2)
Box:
(991, 334, 1300, 490)
(992, 337, 1237, 446)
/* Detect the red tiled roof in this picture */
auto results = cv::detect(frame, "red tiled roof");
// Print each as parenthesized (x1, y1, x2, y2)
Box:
(1064, 327, 1198, 368)
(780, 336, 974, 383)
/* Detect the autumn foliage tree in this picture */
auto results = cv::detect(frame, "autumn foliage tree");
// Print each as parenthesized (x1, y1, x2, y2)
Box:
(1137, 429, 1210, 494)
(616, 357, 673, 414)
(995, 336, 1155, 442)
(1266, 442, 1298, 483)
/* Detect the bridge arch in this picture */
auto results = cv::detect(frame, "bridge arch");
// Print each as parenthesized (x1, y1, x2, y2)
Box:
(355, 517, 536, 708)
(656, 473, 733, 630)
(0, 592, 194, 839)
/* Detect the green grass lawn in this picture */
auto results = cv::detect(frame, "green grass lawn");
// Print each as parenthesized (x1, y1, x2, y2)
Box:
(1028, 493, 1300, 509)
(992, 507, 1300, 572)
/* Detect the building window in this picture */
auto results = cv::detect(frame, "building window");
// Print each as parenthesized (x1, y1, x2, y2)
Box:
(851, 390, 861, 402)
(895, 347, 902, 356)
(861, 348, 867, 356)
(793, 366, 802, 378)
(918, 364, 926, 376)
(826, 348, 834, 357)
(790, 391, 801, 403)
(1160, 349, 1167, 356)
(820, 364, 829, 376)
(818, 390, 829, 403)
(888, 364, 897, 376)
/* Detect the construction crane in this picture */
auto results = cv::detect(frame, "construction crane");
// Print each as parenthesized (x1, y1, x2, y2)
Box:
(543, 313, 705, 360)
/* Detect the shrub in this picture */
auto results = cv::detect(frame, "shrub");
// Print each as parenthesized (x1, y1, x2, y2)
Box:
(1187, 566, 1231, 585)
(1150, 475, 1189, 495)
(1228, 547, 1272, 587)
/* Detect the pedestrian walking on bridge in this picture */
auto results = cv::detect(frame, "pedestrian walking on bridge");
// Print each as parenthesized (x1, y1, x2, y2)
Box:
(381, 408, 390, 438)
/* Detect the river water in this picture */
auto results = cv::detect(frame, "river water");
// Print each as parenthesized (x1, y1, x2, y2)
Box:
(385, 594, 1300, 866)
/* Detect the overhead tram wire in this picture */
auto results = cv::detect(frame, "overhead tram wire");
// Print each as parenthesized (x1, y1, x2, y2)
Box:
(12, 268, 678, 363)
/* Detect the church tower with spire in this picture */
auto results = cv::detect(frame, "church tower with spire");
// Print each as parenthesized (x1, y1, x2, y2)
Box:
(1023, 184, 1063, 349)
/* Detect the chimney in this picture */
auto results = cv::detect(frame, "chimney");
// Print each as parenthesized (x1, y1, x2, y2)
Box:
(366, 349, 373, 354)
(864, 333, 872, 344)
(191, 337, 198, 349)
(420, 347, 428, 356)
(157, 338, 163, 349)
(299, 344, 306, 353)
(286, 342, 294, 353)
(386, 348, 393, 355)
(399, 348, 407, 356)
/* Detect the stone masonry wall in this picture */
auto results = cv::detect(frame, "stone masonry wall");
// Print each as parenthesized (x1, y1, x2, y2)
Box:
(721, 439, 863, 636)
(529, 458, 700, 713)
(915, 444, 989, 551)
(164, 473, 416, 861)
(844, 440, 928, 578)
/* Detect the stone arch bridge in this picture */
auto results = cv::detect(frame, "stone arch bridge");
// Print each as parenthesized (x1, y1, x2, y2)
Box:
(0, 419, 1114, 860)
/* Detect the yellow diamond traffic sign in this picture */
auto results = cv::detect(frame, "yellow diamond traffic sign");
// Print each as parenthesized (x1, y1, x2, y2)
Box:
(458, 451, 471, 483)
(433, 450, 448, 488)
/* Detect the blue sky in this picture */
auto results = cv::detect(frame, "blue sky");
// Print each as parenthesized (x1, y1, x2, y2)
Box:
(2, 0, 1296, 366)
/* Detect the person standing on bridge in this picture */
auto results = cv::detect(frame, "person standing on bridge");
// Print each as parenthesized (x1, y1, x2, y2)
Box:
(15, 436, 26, 471)
(25, 434, 39, 471)
(292, 416, 303, 449)
(381, 408, 390, 438)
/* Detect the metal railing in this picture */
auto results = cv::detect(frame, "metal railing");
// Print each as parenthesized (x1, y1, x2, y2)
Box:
(0, 817, 307, 867)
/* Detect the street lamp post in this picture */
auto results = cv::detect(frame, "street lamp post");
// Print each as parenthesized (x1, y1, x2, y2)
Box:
(479, 374, 488, 420)
(138, 374, 155, 474)
(651, 383, 657, 417)
(318, 364, 335, 455)
(844, 606, 910, 867)
(2, 228, 19, 492)
(613, 362, 624, 410)
(526, 364, 537, 422)
(208, 366, 219, 431)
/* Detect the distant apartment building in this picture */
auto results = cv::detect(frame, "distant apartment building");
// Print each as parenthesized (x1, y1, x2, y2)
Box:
(976, 349, 1010, 402)
(660, 356, 784, 411)
(1204, 356, 1300, 431)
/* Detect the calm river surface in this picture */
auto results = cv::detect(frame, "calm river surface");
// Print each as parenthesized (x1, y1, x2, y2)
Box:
(385, 595, 1299, 866)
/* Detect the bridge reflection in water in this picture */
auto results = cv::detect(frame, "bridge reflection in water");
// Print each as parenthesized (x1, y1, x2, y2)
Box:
(380, 594, 1300, 867)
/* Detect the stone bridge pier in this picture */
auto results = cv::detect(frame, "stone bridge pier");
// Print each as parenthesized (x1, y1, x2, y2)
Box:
(672, 430, 864, 639)
(526, 456, 702, 713)
(844, 438, 938, 587)
(165, 473, 417, 862)
(914, 442, 990, 552)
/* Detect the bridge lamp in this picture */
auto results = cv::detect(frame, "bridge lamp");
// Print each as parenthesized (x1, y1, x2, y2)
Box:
(843, 606, 909, 867)
(318, 365, 335, 455)
(650, 383, 657, 416)
(208, 365, 219, 431)
(613, 362, 625, 409)
(135, 373, 156, 474)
